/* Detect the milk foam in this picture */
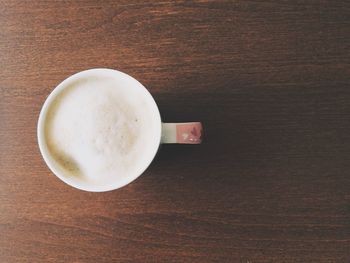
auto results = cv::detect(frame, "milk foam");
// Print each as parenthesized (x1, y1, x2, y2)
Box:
(45, 76, 159, 187)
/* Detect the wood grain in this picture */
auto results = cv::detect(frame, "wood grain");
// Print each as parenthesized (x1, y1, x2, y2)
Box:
(1, 0, 349, 262)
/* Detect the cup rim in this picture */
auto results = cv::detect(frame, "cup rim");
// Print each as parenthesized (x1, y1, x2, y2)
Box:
(37, 68, 162, 192)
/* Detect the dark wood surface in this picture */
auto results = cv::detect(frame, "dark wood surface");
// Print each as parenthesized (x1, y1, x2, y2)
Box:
(1, 0, 349, 262)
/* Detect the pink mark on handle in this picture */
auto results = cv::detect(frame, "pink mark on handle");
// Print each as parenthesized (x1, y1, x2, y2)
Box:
(176, 122, 203, 144)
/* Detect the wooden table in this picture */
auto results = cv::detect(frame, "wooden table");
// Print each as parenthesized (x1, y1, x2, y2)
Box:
(1, 1, 349, 262)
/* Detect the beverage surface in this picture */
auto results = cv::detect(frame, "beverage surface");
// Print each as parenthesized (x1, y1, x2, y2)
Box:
(44, 76, 159, 188)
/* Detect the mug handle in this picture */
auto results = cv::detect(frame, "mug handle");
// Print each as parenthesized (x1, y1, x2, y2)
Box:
(161, 122, 203, 144)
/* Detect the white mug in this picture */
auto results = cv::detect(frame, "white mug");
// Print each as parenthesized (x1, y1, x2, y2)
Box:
(37, 68, 203, 192)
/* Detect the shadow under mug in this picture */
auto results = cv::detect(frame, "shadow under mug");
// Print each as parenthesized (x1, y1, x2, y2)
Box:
(37, 68, 203, 192)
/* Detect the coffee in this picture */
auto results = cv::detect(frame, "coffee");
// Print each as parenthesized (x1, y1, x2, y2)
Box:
(44, 75, 159, 188)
